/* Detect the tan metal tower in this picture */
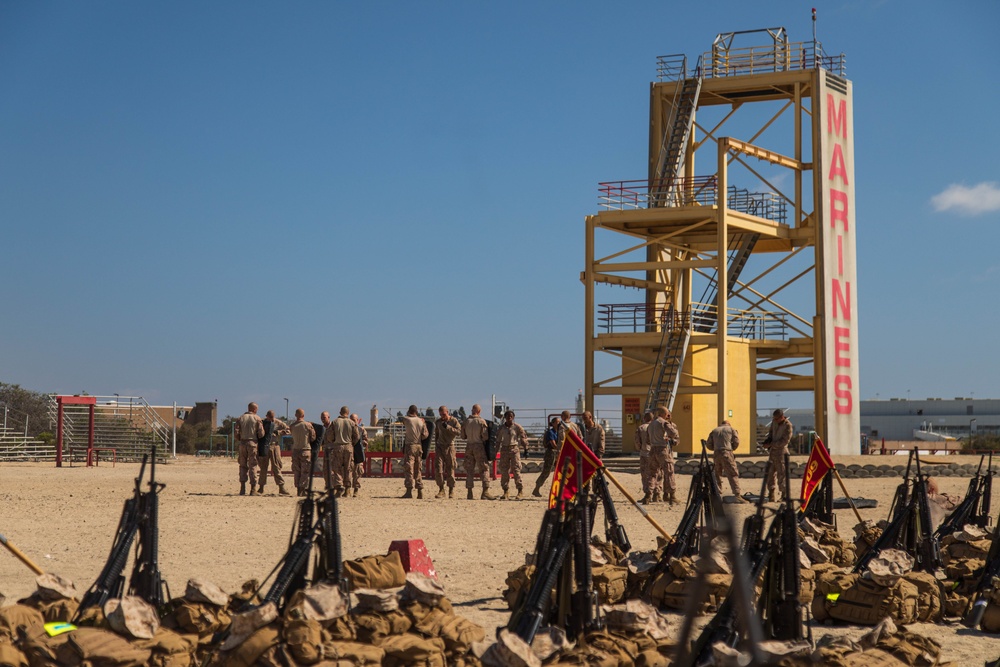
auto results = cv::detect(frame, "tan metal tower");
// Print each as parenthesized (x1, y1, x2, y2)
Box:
(583, 27, 860, 455)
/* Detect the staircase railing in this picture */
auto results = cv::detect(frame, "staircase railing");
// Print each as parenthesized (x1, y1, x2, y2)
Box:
(47, 395, 171, 462)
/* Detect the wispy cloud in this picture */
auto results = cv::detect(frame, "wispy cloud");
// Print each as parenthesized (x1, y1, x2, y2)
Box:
(931, 182, 1000, 216)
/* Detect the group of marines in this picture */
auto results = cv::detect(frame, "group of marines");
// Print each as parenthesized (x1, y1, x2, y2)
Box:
(233, 400, 795, 504)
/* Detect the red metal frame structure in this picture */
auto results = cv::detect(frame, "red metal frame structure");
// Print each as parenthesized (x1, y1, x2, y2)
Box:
(55, 395, 96, 468)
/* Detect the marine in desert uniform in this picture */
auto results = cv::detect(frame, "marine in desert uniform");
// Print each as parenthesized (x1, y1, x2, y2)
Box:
(235, 402, 265, 496)
(323, 406, 359, 497)
(582, 411, 606, 458)
(637, 412, 654, 504)
(764, 408, 793, 501)
(350, 413, 368, 497)
(434, 406, 461, 499)
(401, 405, 429, 499)
(706, 420, 747, 502)
(258, 410, 291, 496)
(496, 410, 529, 500)
(461, 404, 496, 500)
(288, 409, 316, 496)
(648, 406, 680, 504)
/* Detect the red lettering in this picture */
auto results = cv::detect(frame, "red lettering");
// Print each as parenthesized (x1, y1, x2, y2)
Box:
(834, 326, 851, 367)
(828, 144, 849, 185)
(834, 375, 853, 414)
(830, 189, 849, 231)
(827, 94, 848, 139)
(832, 279, 851, 320)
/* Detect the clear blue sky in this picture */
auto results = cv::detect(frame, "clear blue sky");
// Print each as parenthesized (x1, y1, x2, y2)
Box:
(2, 1, 998, 422)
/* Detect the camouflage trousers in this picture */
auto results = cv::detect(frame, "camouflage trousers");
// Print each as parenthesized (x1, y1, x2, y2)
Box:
(649, 447, 676, 493)
(498, 447, 523, 491)
(403, 443, 424, 490)
(238, 441, 258, 486)
(325, 445, 353, 492)
(352, 461, 364, 491)
(291, 449, 312, 491)
(766, 446, 789, 497)
(639, 453, 652, 494)
(258, 444, 285, 489)
(535, 448, 557, 489)
(464, 443, 490, 490)
(712, 448, 741, 495)
(434, 445, 457, 490)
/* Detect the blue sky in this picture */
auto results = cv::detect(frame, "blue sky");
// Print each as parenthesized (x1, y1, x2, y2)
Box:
(2, 1, 998, 423)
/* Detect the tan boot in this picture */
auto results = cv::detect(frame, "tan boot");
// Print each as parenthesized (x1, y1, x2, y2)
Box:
(352, 488, 358, 497)
(498, 488, 509, 501)
(515, 487, 524, 500)
(467, 488, 474, 500)
(482, 490, 497, 501)
(249, 486, 258, 496)
(640, 493, 651, 505)
(651, 490, 661, 503)
(401, 489, 413, 499)
(417, 488, 423, 499)
(448, 487, 454, 499)
(667, 491, 676, 505)
(278, 485, 290, 496)
(434, 487, 445, 499)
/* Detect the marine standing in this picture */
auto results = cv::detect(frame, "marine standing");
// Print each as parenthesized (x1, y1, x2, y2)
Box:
(637, 412, 654, 504)
(765, 408, 793, 502)
(288, 409, 316, 496)
(462, 404, 496, 500)
(324, 407, 359, 497)
(582, 411, 606, 458)
(434, 406, 461, 499)
(401, 405, 429, 499)
(648, 406, 680, 504)
(258, 410, 291, 496)
(496, 410, 529, 500)
(706, 420, 747, 502)
(532, 416, 561, 497)
(350, 413, 368, 497)
(235, 402, 265, 496)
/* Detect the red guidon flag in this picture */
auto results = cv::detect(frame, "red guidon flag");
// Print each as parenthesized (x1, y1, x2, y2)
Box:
(800, 436, 835, 509)
(548, 428, 603, 509)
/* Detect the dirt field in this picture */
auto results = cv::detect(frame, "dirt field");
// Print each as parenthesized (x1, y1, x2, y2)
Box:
(1, 455, 998, 664)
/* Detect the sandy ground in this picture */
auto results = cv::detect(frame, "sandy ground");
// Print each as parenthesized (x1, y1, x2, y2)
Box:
(1, 455, 998, 664)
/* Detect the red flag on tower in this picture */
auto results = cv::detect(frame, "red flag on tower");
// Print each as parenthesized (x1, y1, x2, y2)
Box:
(800, 436, 835, 508)
(548, 428, 603, 509)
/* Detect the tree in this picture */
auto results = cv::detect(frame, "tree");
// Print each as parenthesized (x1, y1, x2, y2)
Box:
(0, 382, 52, 438)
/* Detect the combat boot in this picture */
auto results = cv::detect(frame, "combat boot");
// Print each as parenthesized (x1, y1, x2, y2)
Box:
(417, 489, 424, 499)
(467, 489, 474, 500)
(482, 489, 497, 501)
(249, 486, 258, 496)
(515, 487, 524, 500)
(239, 483, 246, 496)
(499, 488, 509, 501)
(258, 483, 265, 494)
(448, 487, 454, 499)
(531, 485, 543, 497)
(434, 486, 445, 499)
(401, 489, 413, 499)
(666, 491, 676, 505)
(352, 488, 358, 497)
(640, 493, 651, 505)
(278, 485, 290, 496)
(651, 490, 661, 503)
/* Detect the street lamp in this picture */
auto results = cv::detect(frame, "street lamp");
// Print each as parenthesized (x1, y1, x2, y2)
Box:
(284, 398, 289, 421)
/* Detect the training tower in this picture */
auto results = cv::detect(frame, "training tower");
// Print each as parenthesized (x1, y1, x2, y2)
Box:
(584, 24, 860, 455)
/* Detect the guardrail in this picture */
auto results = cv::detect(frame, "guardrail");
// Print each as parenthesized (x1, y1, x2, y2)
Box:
(657, 40, 846, 81)
(597, 303, 788, 340)
(597, 177, 787, 224)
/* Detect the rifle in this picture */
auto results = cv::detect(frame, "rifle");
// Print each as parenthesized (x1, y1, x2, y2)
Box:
(763, 453, 802, 640)
(591, 469, 631, 554)
(912, 451, 941, 573)
(314, 490, 344, 586)
(75, 455, 148, 618)
(935, 454, 986, 539)
(976, 451, 993, 528)
(569, 453, 598, 638)
(740, 458, 773, 560)
(963, 498, 1000, 628)
(128, 444, 169, 609)
(887, 449, 914, 524)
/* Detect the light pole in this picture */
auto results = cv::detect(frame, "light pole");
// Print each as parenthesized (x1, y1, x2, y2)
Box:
(284, 398, 289, 421)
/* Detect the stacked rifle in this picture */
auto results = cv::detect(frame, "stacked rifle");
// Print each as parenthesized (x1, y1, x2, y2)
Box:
(679, 454, 803, 665)
(935, 451, 993, 539)
(641, 443, 725, 600)
(854, 448, 941, 575)
(75, 444, 170, 619)
(253, 448, 345, 611)
(507, 459, 617, 644)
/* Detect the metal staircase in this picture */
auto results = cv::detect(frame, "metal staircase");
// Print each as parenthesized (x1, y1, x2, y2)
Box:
(650, 57, 703, 207)
(644, 314, 692, 413)
(693, 232, 760, 333)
